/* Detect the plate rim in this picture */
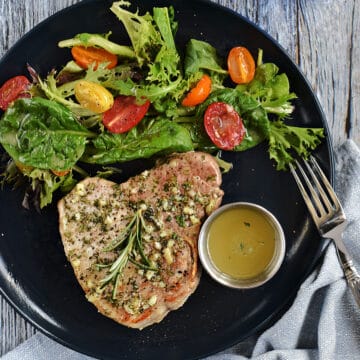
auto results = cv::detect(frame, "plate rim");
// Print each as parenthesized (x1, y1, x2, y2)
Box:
(0, 0, 335, 358)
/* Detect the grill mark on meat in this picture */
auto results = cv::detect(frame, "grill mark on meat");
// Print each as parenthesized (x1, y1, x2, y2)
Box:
(58, 152, 224, 329)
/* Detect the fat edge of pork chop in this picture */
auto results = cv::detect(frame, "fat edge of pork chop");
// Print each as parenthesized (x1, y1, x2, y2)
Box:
(58, 152, 224, 329)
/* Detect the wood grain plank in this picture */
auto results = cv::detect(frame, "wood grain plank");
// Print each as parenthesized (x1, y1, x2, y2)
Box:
(0, 297, 36, 355)
(349, 0, 360, 145)
(0, 0, 79, 55)
(297, 0, 356, 148)
(214, 0, 298, 60)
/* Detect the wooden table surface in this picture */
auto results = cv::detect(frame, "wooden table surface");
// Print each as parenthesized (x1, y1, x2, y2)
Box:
(0, 0, 359, 357)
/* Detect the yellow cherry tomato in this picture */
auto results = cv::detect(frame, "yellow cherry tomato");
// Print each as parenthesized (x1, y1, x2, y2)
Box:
(74, 80, 114, 113)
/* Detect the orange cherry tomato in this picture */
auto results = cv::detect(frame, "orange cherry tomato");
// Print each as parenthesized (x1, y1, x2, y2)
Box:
(0, 75, 31, 111)
(15, 161, 33, 174)
(51, 169, 70, 177)
(182, 74, 212, 107)
(71, 46, 118, 70)
(227, 47, 255, 84)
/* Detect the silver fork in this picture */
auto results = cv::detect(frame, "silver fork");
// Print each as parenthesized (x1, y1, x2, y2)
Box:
(290, 155, 360, 307)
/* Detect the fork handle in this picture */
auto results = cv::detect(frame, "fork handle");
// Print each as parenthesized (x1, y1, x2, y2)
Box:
(336, 248, 360, 307)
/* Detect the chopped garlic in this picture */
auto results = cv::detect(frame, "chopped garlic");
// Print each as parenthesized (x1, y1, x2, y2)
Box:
(86, 293, 99, 303)
(139, 203, 147, 211)
(75, 183, 86, 196)
(141, 170, 149, 178)
(146, 270, 155, 281)
(104, 215, 113, 225)
(162, 199, 169, 211)
(143, 233, 151, 242)
(169, 159, 178, 167)
(206, 199, 216, 215)
(154, 242, 162, 250)
(123, 303, 135, 315)
(99, 199, 107, 206)
(151, 252, 160, 261)
(190, 215, 200, 225)
(163, 247, 173, 264)
(183, 206, 194, 215)
(145, 224, 154, 234)
(148, 295, 157, 306)
(70, 195, 79, 204)
(72, 259, 81, 267)
(131, 297, 140, 309)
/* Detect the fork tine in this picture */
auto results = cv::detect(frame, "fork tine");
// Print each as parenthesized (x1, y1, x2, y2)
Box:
(309, 155, 340, 211)
(293, 159, 328, 217)
(289, 162, 320, 221)
(303, 158, 334, 214)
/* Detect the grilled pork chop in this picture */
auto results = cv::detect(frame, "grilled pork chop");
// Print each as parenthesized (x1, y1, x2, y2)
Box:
(58, 152, 224, 329)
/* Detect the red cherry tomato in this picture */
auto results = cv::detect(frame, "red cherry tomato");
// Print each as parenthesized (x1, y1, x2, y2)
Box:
(204, 102, 246, 150)
(0, 75, 31, 111)
(102, 95, 150, 134)
(71, 46, 118, 70)
(182, 74, 212, 107)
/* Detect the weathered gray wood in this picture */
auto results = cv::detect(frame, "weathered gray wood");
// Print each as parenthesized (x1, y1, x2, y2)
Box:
(297, 0, 357, 146)
(350, 0, 360, 145)
(0, 297, 36, 355)
(0, 0, 358, 356)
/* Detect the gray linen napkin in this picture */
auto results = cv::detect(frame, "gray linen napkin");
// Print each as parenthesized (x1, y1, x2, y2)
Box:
(2, 140, 360, 360)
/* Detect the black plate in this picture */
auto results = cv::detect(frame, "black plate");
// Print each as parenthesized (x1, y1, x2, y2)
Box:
(0, 1, 333, 359)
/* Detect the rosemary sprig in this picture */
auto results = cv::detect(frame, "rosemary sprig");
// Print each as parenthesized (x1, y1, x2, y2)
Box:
(98, 207, 158, 299)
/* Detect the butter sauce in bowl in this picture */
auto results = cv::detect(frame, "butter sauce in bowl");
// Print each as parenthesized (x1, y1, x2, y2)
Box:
(198, 202, 286, 289)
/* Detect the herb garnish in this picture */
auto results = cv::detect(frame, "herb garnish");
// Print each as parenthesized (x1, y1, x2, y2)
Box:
(98, 207, 158, 299)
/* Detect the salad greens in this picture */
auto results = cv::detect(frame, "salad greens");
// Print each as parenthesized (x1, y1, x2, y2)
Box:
(0, 97, 92, 170)
(0, 0, 324, 208)
(58, 32, 136, 59)
(82, 118, 193, 164)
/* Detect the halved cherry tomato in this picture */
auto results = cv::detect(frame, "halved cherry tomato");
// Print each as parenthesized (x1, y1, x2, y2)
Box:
(51, 169, 70, 177)
(102, 95, 150, 134)
(74, 80, 114, 113)
(227, 46, 255, 84)
(15, 161, 33, 174)
(71, 46, 118, 70)
(182, 74, 212, 107)
(0, 75, 31, 111)
(204, 102, 246, 150)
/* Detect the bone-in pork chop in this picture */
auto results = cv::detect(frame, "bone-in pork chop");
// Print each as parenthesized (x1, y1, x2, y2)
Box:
(58, 152, 224, 329)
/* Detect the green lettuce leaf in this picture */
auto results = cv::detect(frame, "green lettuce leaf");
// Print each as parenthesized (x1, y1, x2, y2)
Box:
(268, 120, 325, 170)
(184, 39, 228, 87)
(82, 118, 194, 164)
(0, 97, 93, 170)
